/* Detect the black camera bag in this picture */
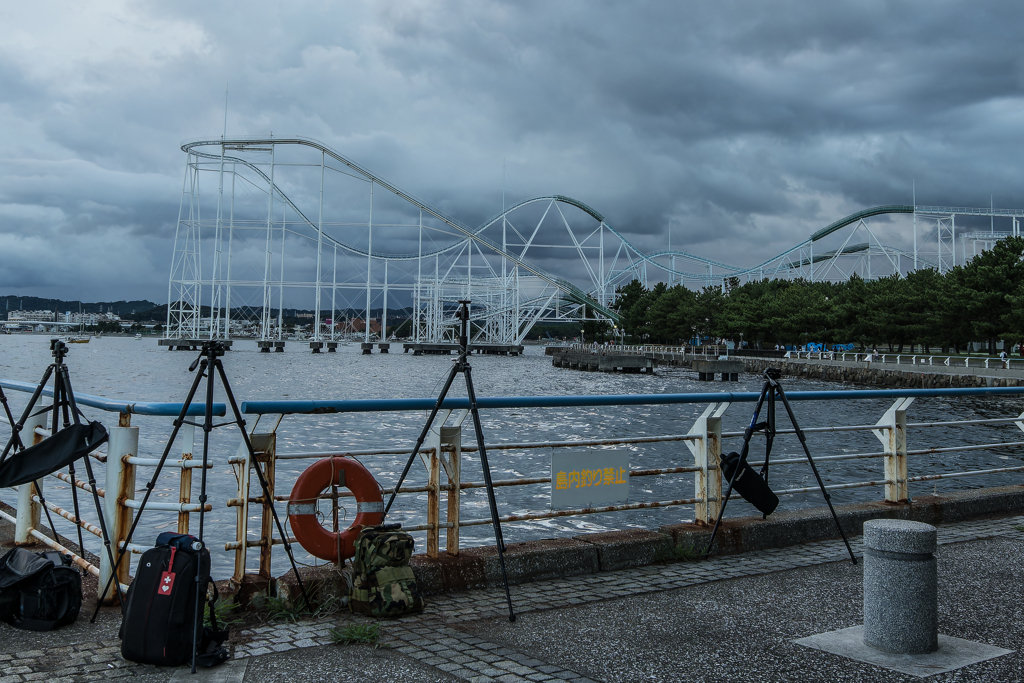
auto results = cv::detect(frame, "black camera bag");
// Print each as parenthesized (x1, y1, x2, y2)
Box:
(0, 547, 82, 631)
(720, 451, 780, 516)
(120, 533, 228, 667)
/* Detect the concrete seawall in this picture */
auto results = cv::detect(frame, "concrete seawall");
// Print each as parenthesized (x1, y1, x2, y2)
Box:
(380, 484, 1024, 596)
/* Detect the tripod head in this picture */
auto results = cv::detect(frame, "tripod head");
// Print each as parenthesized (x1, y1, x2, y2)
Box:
(764, 367, 781, 381)
(50, 338, 68, 362)
(457, 300, 471, 353)
(189, 340, 227, 372)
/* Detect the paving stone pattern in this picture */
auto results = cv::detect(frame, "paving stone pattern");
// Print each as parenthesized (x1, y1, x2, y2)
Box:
(3, 515, 1023, 682)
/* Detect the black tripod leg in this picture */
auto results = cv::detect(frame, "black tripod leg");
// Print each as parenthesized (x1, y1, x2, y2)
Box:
(28, 478, 61, 547)
(760, 387, 776, 520)
(91, 358, 207, 622)
(213, 359, 311, 609)
(54, 372, 87, 556)
(463, 364, 515, 622)
(0, 365, 55, 465)
(59, 367, 127, 606)
(192, 350, 218, 674)
(704, 381, 770, 556)
(383, 361, 461, 518)
(773, 383, 857, 564)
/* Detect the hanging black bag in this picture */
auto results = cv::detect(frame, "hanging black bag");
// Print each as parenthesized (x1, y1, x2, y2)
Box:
(120, 533, 229, 667)
(0, 547, 82, 631)
(720, 451, 780, 516)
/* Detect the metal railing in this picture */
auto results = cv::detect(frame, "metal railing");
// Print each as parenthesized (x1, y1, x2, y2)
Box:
(3, 379, 1024, 591)
(779, 350, 1023, 371)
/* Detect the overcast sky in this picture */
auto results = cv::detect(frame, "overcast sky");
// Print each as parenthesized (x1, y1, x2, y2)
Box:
(1, 0, 1023, 304)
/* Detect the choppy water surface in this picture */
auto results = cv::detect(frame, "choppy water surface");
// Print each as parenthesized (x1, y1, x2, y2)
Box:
(2, 335, 1022, 577)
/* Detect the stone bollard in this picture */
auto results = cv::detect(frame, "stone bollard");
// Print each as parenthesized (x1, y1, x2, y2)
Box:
(863, 519, 938, 654)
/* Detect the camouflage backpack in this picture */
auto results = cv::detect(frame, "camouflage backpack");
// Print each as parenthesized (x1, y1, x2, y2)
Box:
(349, 524, 425, 617)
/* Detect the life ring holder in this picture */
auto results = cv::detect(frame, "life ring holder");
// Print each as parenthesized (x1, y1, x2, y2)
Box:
(287, 455, 383, 563)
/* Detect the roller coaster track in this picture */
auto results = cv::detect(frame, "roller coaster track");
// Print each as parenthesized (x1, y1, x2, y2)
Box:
(177, 136, 1024, 337)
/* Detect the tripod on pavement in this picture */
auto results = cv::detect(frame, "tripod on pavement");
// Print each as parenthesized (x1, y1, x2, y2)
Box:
(90, 340, 311, 672)
(383, 300, 516, 622)
(704, 367, 856, 564)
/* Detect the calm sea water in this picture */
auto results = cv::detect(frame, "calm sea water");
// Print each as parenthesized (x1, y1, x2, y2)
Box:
(1, 334, 1022, 577)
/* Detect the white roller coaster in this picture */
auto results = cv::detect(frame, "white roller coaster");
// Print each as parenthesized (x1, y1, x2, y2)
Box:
(166, 136, 1024, 344)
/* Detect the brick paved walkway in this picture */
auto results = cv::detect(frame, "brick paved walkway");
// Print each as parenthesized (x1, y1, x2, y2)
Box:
(3, 514, 1023, 683)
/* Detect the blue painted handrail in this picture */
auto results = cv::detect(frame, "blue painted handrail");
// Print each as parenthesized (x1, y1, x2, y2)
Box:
(5, 375, 1022, 418)
(239, 386, 1024, 415)
(0, 379, 226, 417)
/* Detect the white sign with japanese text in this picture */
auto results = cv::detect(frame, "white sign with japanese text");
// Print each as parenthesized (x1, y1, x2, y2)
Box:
(550, 449, 629, 509)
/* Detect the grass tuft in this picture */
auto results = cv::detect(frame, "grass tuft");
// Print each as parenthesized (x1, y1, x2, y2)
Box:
(672, 543, 705, 562)
(204, 599, 244, 627)
(330, 622, 384, 647)
(265, 595, 312, 623)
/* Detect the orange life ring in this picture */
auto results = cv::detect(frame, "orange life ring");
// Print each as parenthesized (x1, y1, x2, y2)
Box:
(287, 456, 383, 563)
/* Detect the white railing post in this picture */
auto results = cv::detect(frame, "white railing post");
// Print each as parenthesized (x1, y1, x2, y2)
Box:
(176, 425, 195, 535)
(14, 412, 49, 545)
(101, 422, 138, 603)
(424, 427, 441, 558)
(232, 435, 251, 583)
(441, 425, 462, 556)
(873, 397, 914, 503)
(688, 402, 727, 525)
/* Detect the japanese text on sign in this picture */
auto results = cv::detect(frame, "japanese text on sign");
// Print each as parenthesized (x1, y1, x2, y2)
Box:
(551, 449, 629, 509)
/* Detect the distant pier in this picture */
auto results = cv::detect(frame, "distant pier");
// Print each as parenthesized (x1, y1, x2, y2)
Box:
(403, 342, 524, 356)
(158, 339, 234, 351)
(550, 347, 657, 373)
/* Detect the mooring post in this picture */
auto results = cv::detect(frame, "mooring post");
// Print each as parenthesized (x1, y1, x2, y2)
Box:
(863, 519, 938, 654)
(688, 403, 726, 525)
(102, 423, 138, 603)
(177, 424, 195, 535)
(873, 398, 913, 503)
(14, 412, 48, 545)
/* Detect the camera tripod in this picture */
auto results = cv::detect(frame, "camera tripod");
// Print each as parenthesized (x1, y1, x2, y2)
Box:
(90, 340, 310, 672)
(384, 300, 516, 622)
(704, 367, 856, 564)
(0, 339, 123, 601)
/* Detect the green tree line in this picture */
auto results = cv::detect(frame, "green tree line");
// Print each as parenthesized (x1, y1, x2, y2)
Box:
(611, 236, 1024, 354)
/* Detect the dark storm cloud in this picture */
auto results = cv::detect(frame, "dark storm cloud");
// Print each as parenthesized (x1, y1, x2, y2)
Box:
(1, 0, 1023, 301)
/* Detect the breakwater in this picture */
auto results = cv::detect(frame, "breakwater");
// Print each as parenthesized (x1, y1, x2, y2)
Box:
(548, 344, 1024, 388)
(743, 357, 1024, 388)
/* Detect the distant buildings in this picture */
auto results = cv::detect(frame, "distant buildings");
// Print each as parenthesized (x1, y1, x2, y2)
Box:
(5, 309, 124, 330)
(7, 310, 57, 322)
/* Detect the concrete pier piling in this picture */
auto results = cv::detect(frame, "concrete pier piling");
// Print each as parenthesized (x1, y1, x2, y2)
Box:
(692, 359, 743, 381)
(863, 518, 938, 654)
(257, 340, 285, 353)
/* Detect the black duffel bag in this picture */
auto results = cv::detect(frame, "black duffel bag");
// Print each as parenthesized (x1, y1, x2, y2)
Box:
(0, 547, 82, 631)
